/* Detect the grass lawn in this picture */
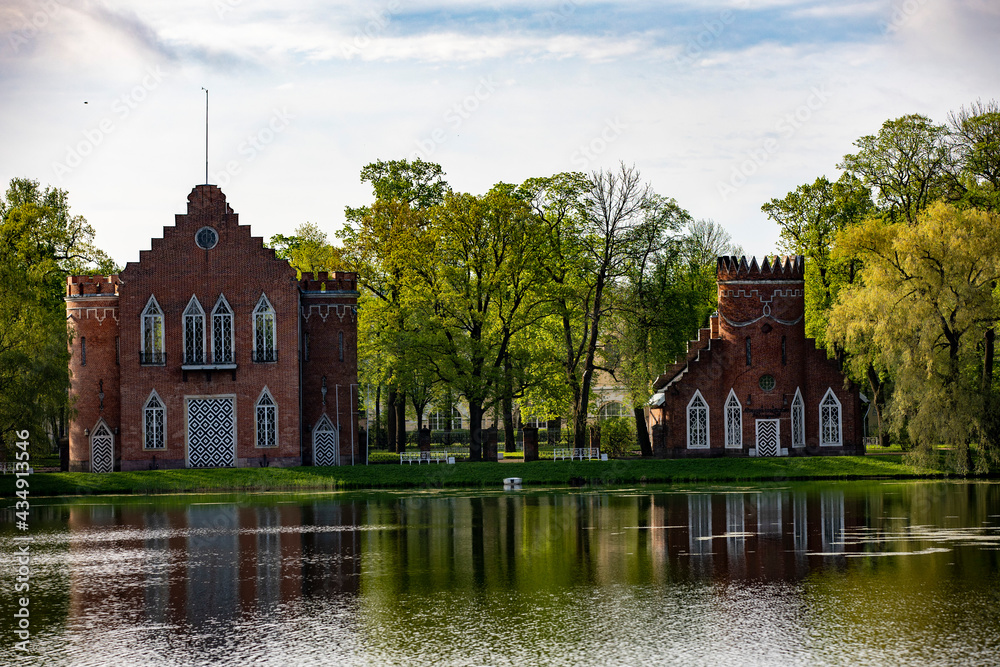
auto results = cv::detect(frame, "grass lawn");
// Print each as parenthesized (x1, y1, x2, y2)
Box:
(0, 454, 955, 497)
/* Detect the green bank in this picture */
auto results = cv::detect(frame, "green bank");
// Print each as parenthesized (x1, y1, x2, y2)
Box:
(1, 455, 956, 497)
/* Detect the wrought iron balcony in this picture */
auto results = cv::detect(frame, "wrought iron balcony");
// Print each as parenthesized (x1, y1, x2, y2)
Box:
(139, 351, 166, 365)
(252, 349, 278, 363)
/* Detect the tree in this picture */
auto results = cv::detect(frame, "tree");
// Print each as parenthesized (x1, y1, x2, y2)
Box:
(827, 203, 1000, 471)
(340, 159, 448, 453)
(762, 174, 875, 345)
(946, 99, 1000, 213)
(838, 114, 950, 224)
(407, 185, 545, 461)
(525, 164, 672, 449)
(0, 178, 116, 455)
(269, 222, 343, 278)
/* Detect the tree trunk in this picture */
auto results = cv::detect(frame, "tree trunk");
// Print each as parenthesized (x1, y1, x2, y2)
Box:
(866, 363, 888, 447)
(634, 405, 652, 457)
(375, 384, 383, 449)
(394, 391, 407, 453)
(502, 383, 516, 454)
(386, 386, 396, 452)
(983, 328, 995, 394)
(468, 402, 484, 461)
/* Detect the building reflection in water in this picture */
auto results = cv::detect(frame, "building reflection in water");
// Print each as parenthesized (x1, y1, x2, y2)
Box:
(60, 488, 862, 639)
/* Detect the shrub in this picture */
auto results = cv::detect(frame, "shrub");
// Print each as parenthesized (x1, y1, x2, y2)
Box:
(599, 417, 635, 458)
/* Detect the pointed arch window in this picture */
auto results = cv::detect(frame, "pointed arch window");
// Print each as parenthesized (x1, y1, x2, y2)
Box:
(819, 388, 842, 447)
(687, 390, 710, 449)
(143, 391, 166, 450)
(183, 296, 206, 365)
(253, 295, 277, 363)
(255, 388, 278, 448)
(791, 388, 805, 448)
(212, 295, 234, 364)
(141, 296, 165, 365)
(724, 390, 742, 449)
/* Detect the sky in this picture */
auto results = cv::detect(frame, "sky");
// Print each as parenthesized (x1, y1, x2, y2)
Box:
(1, 0, 998, 267)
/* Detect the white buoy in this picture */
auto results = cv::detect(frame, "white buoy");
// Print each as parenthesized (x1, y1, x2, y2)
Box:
(503, 477, 522, 489)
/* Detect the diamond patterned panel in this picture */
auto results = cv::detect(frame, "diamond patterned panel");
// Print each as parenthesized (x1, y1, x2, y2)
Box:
(756, 420, 779, 457)
(187, 398, 235, 468)
(313, 419, 339, 466)
(91, 423, 114, 473)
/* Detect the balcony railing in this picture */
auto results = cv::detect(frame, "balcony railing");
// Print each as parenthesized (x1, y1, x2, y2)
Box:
(139, 351, 166, 365)
(252, 349, 278, 363)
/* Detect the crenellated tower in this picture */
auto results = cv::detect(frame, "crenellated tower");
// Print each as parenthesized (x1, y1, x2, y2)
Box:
(66, 275, 122, 472)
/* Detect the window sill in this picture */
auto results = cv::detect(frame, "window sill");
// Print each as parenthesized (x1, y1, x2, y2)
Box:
(181, 363, 237, 371)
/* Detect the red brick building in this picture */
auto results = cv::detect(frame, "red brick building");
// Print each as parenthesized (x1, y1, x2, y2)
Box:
(648, 255, 863, 457)
(65, 185, 359, 472)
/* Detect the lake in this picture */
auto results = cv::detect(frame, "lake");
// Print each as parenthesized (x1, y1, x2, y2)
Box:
(3, 481, 1000, 666)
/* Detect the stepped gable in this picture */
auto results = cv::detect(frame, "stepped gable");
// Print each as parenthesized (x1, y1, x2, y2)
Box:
(716, 255, 804, 281)
(120, 185, 294, 281)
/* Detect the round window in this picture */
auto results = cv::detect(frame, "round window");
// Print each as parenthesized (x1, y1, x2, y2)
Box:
(759, 375, 776, 391)
(195, 226, 218, 250)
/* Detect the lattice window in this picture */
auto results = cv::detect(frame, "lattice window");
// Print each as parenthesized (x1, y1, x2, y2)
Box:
(256, 388, 278, 448)
(819, 388, 841, 446)
(183, 297, 205, 365)
(141, 296, 165, 364)
(144, 391, 165, 449)
(724, 390, 742, 448)
(212, 295, 234, 364)
(338, 331, 344, 362)
(253, 295, 277, 362)
(791, 388, 805, 448)
(687, 391, 709, 449)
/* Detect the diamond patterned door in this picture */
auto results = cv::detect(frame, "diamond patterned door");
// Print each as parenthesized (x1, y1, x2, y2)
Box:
(313, 417, 339, 466)
(755, 419, 779, 457)
(90, 422, 114, 473)
(187, 397, 236, 468)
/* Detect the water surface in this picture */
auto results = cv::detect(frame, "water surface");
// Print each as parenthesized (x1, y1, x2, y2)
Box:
(3, 481, 1000, 666)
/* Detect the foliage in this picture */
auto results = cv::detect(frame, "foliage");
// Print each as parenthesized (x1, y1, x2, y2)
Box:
(828, 203, 1000, 472)
(0, 178, 116, 456)
(269, 222, 344, 278)
(598, 417, 635, 458)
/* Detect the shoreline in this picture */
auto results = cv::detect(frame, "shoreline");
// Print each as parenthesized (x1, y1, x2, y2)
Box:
(0, 455, 976, 498)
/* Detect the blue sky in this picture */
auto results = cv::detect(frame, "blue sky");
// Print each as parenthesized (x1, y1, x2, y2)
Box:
(1, 0, 998, 265)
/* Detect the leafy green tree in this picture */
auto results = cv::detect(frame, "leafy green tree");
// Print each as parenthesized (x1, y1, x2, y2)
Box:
(269, 222, 344, 278)
(946, 99, 1000, 213)
(0, 178, 116, 455)
(838, 114, 950, 224)
(762, 174, 875, 346)
(407, 185, 545, 461)
(340, 159, 448, 452)
(828, 203, 1000, 471)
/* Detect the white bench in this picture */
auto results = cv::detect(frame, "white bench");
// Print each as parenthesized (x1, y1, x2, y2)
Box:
(400, 451, 451, 464)
(552, 448, 601, 461)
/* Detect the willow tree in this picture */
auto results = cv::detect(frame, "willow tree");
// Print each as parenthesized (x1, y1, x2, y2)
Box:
(828, 203, 1000, 471)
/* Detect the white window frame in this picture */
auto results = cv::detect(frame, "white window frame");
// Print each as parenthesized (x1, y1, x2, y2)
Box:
(143, 390, 166, 450)
(183, 296, 206, 365)
(141, 295, 165, 363)
(819, 388, 842, 447)
(253, 294, 277, 362)
(724, 389, 742, 449)
(255, 387, 278, 448)
(211, 294, 235, 364)
(791, 388, 806, 448)
(686, 390, 710, 449)
(598, 401, 624, 421)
